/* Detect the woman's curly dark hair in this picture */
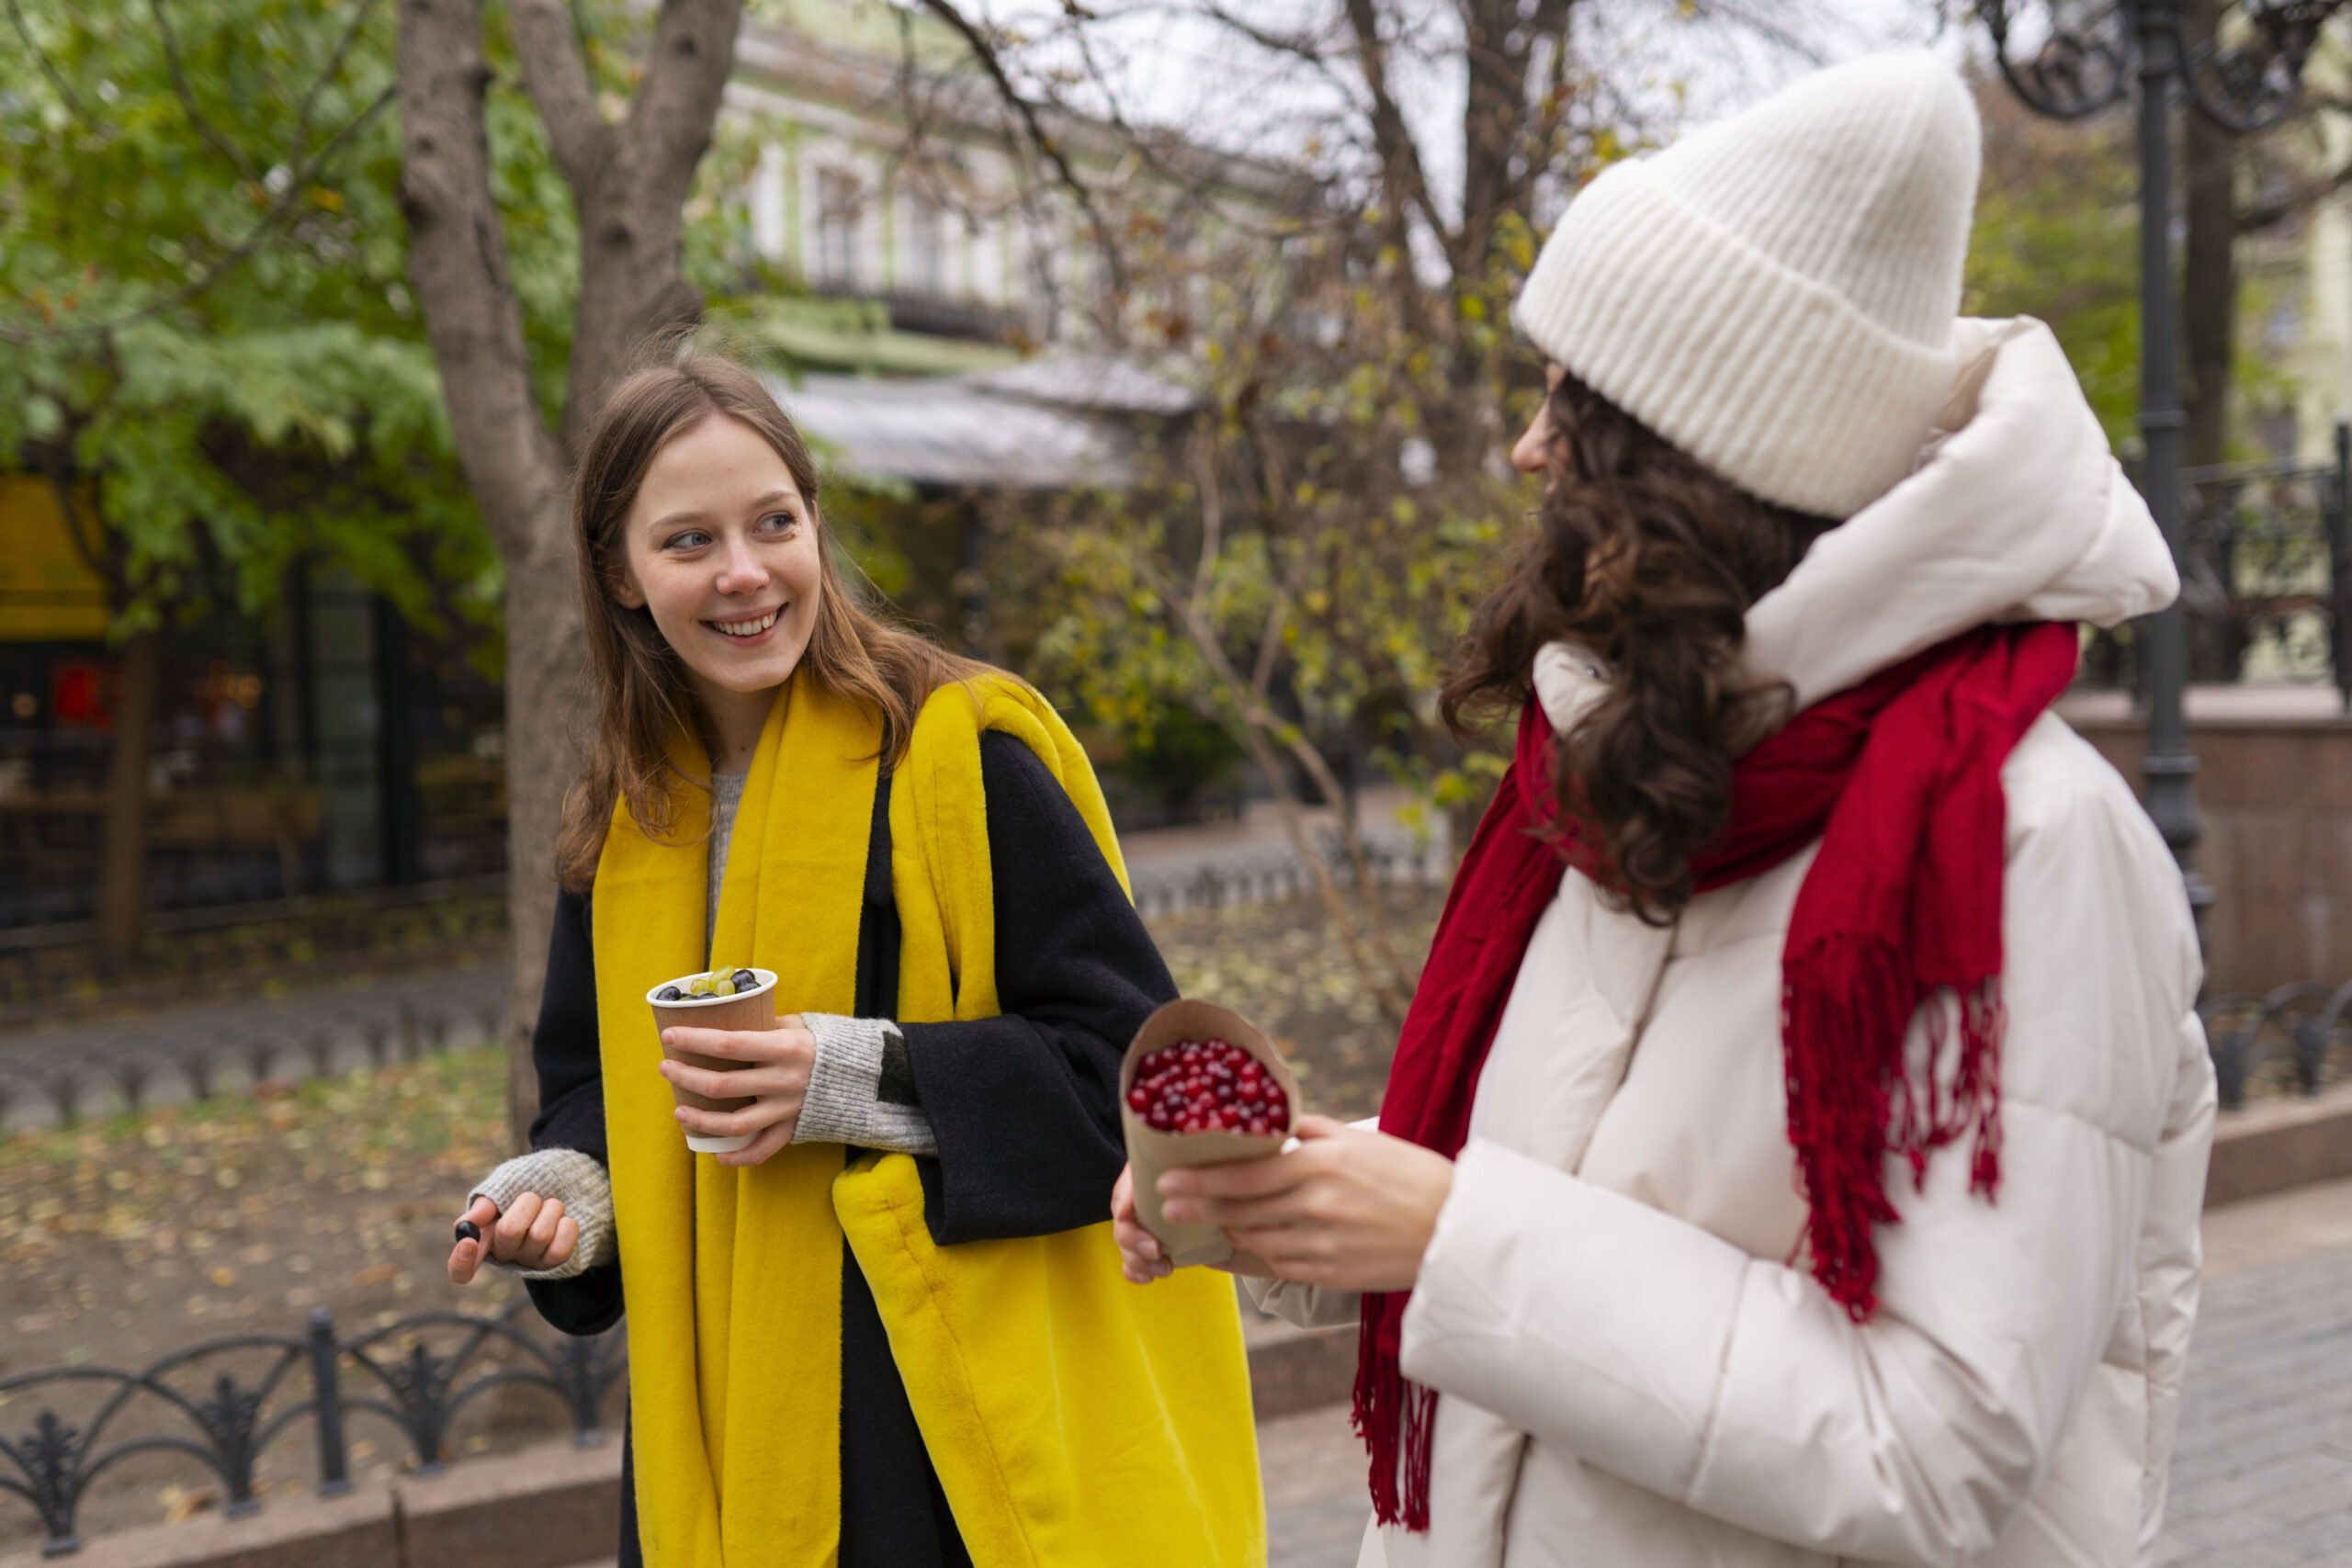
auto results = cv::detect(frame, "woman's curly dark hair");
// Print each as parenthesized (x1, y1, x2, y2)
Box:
(1441, 369, 1838, 925)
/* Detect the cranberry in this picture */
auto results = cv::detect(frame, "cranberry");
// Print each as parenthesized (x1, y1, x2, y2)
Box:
(1128, 1037, 1287, 1136)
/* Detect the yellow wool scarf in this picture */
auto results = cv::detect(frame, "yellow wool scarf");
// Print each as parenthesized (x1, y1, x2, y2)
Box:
(592, 671, 1263, 1566)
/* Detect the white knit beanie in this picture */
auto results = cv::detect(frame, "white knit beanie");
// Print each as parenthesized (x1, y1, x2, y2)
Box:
(1513, 51, 1982, 520)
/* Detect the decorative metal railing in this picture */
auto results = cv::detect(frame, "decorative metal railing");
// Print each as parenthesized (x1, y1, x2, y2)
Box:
(1128, 833, 1446, 920)
(2199, 986, 2352, 1110)
(0, 966, 506, 1130)
(0, 1302, 624, 1557)
(2095, 427, 2352, 702)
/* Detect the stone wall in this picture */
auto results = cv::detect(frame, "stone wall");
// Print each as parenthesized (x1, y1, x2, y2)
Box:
(2056, 686, 2352, 998)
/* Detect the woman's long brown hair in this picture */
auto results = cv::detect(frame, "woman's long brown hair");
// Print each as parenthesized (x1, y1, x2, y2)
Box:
(552, 356, 989, 893)
(1441, 369, 1838, 924)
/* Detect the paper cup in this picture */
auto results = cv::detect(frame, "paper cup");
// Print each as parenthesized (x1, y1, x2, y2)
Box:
(1120, 998, 1298, 1269)
(647, 968, 778, 1154)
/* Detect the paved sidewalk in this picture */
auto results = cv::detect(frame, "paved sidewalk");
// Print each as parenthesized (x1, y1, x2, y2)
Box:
(1261, 1179, 2352, 1567)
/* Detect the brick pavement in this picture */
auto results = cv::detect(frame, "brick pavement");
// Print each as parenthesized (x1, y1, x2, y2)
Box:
(1263, 1179, 2352, 1567)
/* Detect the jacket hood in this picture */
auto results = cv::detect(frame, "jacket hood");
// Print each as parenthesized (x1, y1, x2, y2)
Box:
(1742, 315, 2177, 710)
(1533, 317, 2177, 737)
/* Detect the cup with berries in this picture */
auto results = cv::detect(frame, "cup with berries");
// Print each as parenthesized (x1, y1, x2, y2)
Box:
(646, 964, 777, 1153)
(1119, 998, 1300, 1267)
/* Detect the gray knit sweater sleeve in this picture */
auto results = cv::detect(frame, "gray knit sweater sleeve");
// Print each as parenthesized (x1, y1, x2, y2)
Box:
(794, 1013, 939, 1155)
(468, 1148, 616, 1281)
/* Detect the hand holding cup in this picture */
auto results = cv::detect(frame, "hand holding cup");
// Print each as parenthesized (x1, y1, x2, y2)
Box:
(655, 1017, 817, 1167)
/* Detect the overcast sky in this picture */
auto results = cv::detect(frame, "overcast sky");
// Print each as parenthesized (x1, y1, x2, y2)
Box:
(948, 0, 1970, 228)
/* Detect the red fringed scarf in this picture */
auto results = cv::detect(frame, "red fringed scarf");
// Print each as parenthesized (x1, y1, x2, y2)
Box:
(1355, 621, 2080, 1531)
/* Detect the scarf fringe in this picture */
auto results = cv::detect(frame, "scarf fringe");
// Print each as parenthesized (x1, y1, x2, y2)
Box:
(1351, 1310, 1437, 1530)
(1784, 932, 2005, 1322)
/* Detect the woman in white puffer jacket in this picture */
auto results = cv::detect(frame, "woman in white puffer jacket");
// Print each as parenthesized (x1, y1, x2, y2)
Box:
(1111, 51, 2214, 1568)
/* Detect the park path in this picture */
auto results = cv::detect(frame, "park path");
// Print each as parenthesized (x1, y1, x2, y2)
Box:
(1260, 1176, 2352, 1568)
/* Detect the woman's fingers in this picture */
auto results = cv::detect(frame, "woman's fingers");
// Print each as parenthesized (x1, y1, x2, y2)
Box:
(447, 1194, 500, 1285)
(492, 1190, 544, 1262)
(676, 1092, 800, 1141)
(659, 1024, 815, 1066)
(714, 1118, 796, 1168)
(448, 1192, 583, 1278)
(1108, 1165, 1170, 1283)
(1158, 1140, 1327, 1211)
(661, 1060, 807, 1102)
(1164, 1188, 1313, 1229)
(520, 1197, 567, 1262)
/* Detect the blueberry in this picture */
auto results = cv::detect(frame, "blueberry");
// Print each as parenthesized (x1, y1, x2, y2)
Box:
(656, 985, 683, 1001)
(731, 969, 757, 990)
(453, 1219, 482, 1244)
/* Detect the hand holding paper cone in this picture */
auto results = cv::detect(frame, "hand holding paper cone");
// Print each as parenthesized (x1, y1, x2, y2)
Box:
(1118, 998, 1298, 1268)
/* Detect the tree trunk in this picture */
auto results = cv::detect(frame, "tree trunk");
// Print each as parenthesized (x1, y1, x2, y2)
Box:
(500, 540, 589, 1139)
(399, 0, 741, 1148)
(96, 628, 160, 976)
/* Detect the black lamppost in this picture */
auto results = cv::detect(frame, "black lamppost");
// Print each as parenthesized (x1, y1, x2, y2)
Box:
(1976, 0, 2344, 917)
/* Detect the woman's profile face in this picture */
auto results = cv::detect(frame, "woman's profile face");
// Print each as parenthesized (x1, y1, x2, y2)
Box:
(611, 412, 825, 700)
(1510, 361, 1567, 474)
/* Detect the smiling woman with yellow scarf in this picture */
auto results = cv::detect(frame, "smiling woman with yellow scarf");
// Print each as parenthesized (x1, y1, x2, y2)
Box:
(442, 358, 1262, 1568)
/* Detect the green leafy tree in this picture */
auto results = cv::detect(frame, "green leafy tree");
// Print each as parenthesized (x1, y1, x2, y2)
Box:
(0, 0, 500, 968)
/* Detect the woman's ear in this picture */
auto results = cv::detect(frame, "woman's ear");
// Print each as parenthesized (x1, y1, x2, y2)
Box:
(609, 568, 647, 611)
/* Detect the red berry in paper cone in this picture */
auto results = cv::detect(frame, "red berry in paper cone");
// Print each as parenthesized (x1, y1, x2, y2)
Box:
(1129, 1038, 1287, 1136)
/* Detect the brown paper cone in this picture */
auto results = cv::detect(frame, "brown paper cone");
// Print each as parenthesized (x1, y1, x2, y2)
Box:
(1120, 998, 1299, 1269)
(647, 968, 778, 1154)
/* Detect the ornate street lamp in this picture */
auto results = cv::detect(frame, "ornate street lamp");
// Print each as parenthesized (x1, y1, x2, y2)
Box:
(1975, 0, 2346, 917)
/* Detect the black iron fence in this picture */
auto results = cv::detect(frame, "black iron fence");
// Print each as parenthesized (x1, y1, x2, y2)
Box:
(2093, 427, 2352, 702)
(2199, 985, 2352, 1111)
(0, 1301, 625, 1556)
(1128, 833, 1448, 921)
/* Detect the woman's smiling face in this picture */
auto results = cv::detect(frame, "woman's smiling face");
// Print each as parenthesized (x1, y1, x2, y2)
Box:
(612, 412, 824, 702)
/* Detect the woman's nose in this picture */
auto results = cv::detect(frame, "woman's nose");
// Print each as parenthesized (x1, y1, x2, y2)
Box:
(715, 540, 769, 592)
(1510, 409, 1552, 474)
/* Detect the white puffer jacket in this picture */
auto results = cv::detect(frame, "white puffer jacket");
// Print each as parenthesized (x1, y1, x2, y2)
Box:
(1254, 319, 2217, 1568)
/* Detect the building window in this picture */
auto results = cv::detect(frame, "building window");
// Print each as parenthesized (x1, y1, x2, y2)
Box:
(903, 189, 947, 298)
(816, 170, 861, 289)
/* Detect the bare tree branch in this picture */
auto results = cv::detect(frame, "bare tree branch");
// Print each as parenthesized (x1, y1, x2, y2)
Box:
(5, 0, 97, 128)
(511, 0, 612, 192)
(297, 0, 385, 144)
(1203, 3, 1353, 94)
(551, 0, 741, 450)
(150, 0, 264, 186)
(1339, 0, 1453, 317)
(1141, 554, 1415, 1021)
(913, 0, 1130, 300)
(2236, 154, 2352, 233)
(1189, 424, 1223, 616)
